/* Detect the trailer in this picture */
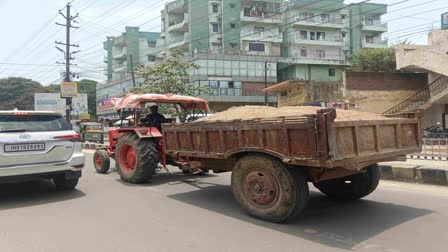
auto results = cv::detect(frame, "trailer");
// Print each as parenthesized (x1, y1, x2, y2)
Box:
(94, 94, 422, 222)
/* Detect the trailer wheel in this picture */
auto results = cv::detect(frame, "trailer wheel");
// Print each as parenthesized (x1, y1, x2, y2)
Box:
(115, 134, 159, 183)
(231, 154, 309, 223)
(313, 164, 380, 200)
(93, 149, 110, 174)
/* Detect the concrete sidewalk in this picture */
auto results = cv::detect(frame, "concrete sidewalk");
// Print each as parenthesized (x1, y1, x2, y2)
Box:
(82, 142, 448, 186)
(379, 159, 448, 186)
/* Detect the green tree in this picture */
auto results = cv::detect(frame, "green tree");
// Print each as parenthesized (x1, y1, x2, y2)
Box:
(0, 77, 46, 110)
(349, 48, 398, 73)
(133, 49, 206, 122)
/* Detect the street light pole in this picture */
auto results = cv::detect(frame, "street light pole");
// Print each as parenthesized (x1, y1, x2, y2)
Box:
(264, 59, 270, 106)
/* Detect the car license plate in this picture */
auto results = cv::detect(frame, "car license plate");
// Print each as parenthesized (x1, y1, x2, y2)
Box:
(4, 143, 45, 153)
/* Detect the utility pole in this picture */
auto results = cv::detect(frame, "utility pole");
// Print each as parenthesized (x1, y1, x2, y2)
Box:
(130, 54, 137, 88)
(264, 60, 270, 106)
(56, 3, 79, 122)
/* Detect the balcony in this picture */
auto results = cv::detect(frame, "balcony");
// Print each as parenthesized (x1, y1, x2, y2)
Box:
(167, 13, 189, 33)
(280, 55, 346, 66)
(166, 0, 185, 13)
(363, 38, 388, 48)
(166, 32, 190, 49)
(295, 36, 345, 47)
(113, 48, 127, 60)
(114, 36, 125, 47)
(240, 12, 282, 24)
(114, 65, 126, 73)
(103, 55, 108, 63)
(293, 16, 345, 29)
(362, 21, 388, 32)
(241, 32, 283, 43)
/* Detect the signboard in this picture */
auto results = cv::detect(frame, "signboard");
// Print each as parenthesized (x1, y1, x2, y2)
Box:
(277, 86, 306, 107)
(35, 93, 88, 116)
(60, 82, 78, 98)
(442, 12, 448, 30)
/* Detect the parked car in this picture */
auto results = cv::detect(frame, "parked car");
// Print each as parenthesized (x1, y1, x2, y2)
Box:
(0, 111, 84, 189)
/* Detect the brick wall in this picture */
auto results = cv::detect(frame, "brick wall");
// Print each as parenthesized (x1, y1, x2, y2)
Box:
(344, 72, 428, 90)
(242, 82, 274, 96)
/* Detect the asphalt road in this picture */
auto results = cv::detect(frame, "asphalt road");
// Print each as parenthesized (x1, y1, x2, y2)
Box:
(0, 151, 447, 252)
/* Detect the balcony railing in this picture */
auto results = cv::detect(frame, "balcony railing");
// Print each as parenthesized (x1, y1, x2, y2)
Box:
(295, 34, 345, 46)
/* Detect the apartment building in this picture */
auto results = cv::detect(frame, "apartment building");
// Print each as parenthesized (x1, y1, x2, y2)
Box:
(103, 26, 160, 82)
(99, 0, 389, 116)
(279, 0, 388, 82)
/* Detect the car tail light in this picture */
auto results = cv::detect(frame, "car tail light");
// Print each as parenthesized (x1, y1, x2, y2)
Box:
(54, 134, 81, 142)
(13, 112, 30, 115)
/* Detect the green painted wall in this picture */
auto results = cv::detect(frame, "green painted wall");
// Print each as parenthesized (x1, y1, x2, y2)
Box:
(124, 27, 140, 72)
(348, 3, 387, 53)
(103, 39, 113, 81)
(280, 65, 343, 82)
(189, 0, 210, 52)
(223, 0, 241, 54)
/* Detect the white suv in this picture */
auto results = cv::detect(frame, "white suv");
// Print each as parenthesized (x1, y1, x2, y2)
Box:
(0, 111, 85, 190)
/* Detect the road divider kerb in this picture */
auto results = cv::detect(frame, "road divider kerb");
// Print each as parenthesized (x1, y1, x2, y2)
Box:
(379, 165, 448, 186)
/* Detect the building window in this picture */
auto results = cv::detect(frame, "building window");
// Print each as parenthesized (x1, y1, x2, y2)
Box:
(310, 31, 316, 40)
(147, 41, 156, 48)
(254, 26, 264, 35)
(321, 14, 330, 22)
(244, 7, 251, 17)
(249, 42, 265, 52)
(230, 23, 236, 28)
(300, 48, 307, 57)
(212, 23, 220, 33)
(329, 69, 336, 77)
(317, 32, 326, 40)
(300, 30, 307, 40)
(366, 35, 374, 43)
(212, 3, 219, 13)
(147, 55, 156, 62)
(316, 50, 325, 58)
(365, 17, 374, 25)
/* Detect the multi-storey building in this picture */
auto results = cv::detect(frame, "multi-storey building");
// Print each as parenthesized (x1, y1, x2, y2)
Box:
(280, 0, 387, 82)
(98, 0, 388, 116)
(103, 26, 159, 82)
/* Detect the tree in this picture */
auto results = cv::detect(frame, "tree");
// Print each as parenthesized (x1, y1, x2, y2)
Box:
(133, 49, 206, 122)
(349, 48, 398, 73)
(45, 79, 98, 117)
(0, 77, 47, 110)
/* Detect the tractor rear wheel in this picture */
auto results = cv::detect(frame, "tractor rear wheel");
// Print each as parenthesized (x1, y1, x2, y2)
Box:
(93, 149, 110, 174)
(313, 164, 380, 200)
(115, 134, 159, 183)
(231, 154, 309, 223)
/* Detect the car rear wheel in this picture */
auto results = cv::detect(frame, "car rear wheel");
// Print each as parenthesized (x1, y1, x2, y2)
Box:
(313, 164, 380, 200)
(54, 177, 79, 190)
(231, 154, 309, 223)
(115, 134, 159, 183)
(93, 149, 110, 174)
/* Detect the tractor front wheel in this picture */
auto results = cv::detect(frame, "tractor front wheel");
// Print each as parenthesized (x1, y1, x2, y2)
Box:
(93, 149, 110, 174)
(115, 134, 159, 183)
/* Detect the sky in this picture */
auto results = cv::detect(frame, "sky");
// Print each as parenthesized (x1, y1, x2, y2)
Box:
(0, 0, 446, 85)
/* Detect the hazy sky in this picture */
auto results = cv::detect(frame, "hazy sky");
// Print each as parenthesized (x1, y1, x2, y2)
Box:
(0, 0, 446, 85)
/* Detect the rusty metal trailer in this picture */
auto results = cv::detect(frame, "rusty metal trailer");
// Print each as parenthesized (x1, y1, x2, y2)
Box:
(162, 109, 421, 222)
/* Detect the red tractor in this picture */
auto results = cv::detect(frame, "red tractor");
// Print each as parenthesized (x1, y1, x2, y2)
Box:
(92, 93, 209, 183)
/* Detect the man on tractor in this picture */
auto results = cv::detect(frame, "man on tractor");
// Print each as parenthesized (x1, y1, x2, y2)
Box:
(145, 105, 165, 131)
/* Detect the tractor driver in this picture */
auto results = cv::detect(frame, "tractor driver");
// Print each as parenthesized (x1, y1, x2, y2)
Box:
(145, 105, 166, 131)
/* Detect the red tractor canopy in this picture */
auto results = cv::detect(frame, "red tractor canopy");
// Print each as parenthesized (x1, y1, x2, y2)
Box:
(111, 93, 209, 111)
